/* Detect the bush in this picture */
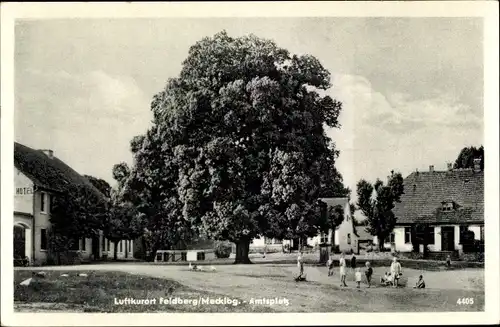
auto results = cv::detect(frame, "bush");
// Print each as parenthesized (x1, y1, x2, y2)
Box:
(213, 241, 232, 258)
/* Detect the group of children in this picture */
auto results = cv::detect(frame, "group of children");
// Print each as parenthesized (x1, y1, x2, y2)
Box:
(323, 253, 426, 289)
(327, 253, 374, 288)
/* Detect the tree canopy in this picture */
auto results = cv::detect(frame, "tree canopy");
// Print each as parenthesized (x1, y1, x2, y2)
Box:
(356, 171, 404, 250)
(50, 184, 108, 240)
(454, 145, 484, 170)
(119, 31, 347, 263)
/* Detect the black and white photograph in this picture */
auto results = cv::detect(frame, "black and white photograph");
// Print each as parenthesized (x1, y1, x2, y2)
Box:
(1, 2, 499, 326)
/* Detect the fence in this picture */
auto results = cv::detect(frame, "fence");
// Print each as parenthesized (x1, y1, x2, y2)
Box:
(154, 249, 216, 263)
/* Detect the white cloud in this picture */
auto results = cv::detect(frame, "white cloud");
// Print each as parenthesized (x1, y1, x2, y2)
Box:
(15, 70, 153, 184)
(326, 74, 483, 199)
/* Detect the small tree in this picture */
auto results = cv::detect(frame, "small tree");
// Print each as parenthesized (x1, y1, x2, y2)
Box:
(50, 184, 108, 240)
(356, 171, 404, 251)
(105, 163, 146, 260)
(454, 145, 484, 170)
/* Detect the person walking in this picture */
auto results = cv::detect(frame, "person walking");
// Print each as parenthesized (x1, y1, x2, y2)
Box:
(390, 257, 402, 287)
(339, 252, 347, 287)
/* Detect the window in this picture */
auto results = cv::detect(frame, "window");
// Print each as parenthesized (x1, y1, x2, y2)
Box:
(70, 238, 79, 251)
(347, 233, 351, 245)
(480, 226, 484, 241)
(81, 238, 86, 251)
(320, 233, 329, 244)
(459, 225, 468, 244)
(102, 238, 106, 252)
(386, 232, 395, 244)
(197, 252, 205, 261)
(128, 240, 132, 252)
(265, 237, 272, 245)
(40, 229, 48, 250)
(119, 241, 123, 252)
(49, 195, 54, 213)
(181, 252, 187, 261)
(274, 239, 282, 244)
(107, 239, 111, 250)
(442, 202, 454, 212)
(40, 192, 47, 213)
(404, 227, 411, 244)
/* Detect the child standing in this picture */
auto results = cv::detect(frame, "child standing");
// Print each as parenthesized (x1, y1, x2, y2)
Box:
(446, 255, 452, 268)
(390, 257, 402, 287)
(339, 252, 347, 287)
(364, 261, 373, 287)
(355, 268, 362, 288)
(297, 251, 304, 278)
(326, 254, 334, 276)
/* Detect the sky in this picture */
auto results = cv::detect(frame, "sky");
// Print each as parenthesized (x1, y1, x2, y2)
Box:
(14, 18, 484, 198)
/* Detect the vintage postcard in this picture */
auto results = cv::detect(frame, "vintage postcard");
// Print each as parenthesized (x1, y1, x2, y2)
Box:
(1, 1, 499, 326)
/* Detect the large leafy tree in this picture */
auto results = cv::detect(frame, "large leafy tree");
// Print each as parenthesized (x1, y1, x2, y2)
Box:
(454, 145, 484, 170)
(356, 171, 404, 251)
(123, 31, 344, 263)
(50, 184, 108, 242)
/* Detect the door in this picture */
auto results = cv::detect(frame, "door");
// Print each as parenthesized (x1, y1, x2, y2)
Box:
(91, 236, 100, 260)
(441, 226, 455, 251)
(14, 225, 26, 259)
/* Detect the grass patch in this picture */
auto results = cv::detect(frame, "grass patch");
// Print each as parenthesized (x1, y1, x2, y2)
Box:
(14, 270, 273, 313)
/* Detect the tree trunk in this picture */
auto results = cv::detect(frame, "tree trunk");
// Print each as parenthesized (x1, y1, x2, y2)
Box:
(378, 236, 384, 252)
(147, 242, 161, 262)
(234, 239, 252, 264)
(113, 241, 118, 260)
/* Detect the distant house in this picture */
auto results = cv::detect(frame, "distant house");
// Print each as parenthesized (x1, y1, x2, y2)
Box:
(251, 197, 357, 253)
(373, 160, 484, 253)
(353, 225, 375, 253)
(14, 142, 133, 265)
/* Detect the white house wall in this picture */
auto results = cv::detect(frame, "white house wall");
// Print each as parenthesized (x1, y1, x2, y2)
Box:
(393, 227, 413, 252)
(101, 237, 134, 259)
(468, 225, 481, 240)
(33, 190, 51, 264)
(374, 225, 482, 252)
(14, 168, 34, 214)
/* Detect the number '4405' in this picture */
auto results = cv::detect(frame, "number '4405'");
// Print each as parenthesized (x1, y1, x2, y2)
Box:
(457, 298, 474, 305)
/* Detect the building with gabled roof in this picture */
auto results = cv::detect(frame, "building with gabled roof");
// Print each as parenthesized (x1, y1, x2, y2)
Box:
(14, 142, 134, 265)
(374, 160, 484, 253)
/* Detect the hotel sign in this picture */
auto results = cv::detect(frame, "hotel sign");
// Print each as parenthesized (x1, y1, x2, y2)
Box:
(16, 187, 33, 195)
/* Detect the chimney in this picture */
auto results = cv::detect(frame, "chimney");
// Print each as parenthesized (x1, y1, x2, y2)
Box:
(41, 149, 54, 159)
(429, 165, 434, 172)
(447, 162, 453, 171)
(473, 158, 481, 172)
